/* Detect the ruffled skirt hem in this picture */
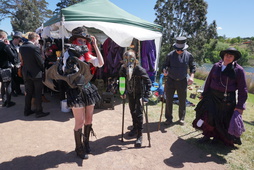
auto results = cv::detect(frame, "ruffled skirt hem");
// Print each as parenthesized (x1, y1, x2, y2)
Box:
(67, 83, 101, 108)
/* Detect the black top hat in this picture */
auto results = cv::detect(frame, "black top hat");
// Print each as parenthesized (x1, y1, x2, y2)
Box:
(173, 36, 189, 50)
(13, 31, 23, 39)
(69, 27, 92, 43)
(220, 47, 242, 61)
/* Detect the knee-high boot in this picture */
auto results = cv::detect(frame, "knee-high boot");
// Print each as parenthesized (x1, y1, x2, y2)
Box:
(84, 124, 94, 154)
(134, 130, 143, 148)
(74, 129, 88, 159)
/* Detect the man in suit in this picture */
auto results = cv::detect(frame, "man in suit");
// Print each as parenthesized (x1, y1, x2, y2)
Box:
(162, 37, 196, 126)
(19, 32, 50, 118)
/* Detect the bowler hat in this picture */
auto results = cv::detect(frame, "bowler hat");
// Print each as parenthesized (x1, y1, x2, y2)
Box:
(220, 47, 241, 61)
(13, 31, 23, 39)
(173, 36, 189, 50)
(69, 27, 91, 43)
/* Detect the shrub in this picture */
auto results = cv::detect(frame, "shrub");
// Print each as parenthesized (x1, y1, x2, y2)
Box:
(195, 67, 209, 80)
(246, 72, 254, 94)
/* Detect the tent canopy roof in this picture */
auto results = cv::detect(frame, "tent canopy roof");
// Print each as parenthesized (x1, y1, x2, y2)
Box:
(44, 0, 162, 32)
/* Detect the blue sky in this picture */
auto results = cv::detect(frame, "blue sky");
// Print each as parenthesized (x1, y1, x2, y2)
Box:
(1, 0, 253, 38)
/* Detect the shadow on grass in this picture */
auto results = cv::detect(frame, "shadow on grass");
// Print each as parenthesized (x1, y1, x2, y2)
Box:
(243, 120, 254, 126)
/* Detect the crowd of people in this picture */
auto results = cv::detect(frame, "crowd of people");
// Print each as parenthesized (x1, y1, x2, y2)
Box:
(0, 27, 248, 160)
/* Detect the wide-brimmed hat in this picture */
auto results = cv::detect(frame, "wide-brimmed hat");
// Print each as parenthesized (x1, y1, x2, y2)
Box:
(173, 36, 189, 50)
(220, 47, 241, 61)
(69, 27, 91, 43)
(13, 31, 23, 39)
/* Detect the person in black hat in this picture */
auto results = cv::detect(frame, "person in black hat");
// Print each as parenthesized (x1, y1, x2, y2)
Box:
(192, 47, 248, 146)
(162, 37, 196, 126)
(9, 31, 24, 97)
(0, 30, 16, 107)
(51, 26, 104, 159)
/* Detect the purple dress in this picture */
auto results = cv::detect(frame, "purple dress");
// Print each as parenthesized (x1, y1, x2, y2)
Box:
(193, 60, 248, 146)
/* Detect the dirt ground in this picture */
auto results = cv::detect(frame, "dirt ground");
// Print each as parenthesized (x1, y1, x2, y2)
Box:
(0, 85, 227, 170)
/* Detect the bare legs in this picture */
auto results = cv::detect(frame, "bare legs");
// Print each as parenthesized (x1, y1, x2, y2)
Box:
(72, 105, 94, 131)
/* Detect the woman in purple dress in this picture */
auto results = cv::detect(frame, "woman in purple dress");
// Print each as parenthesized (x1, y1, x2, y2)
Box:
(192, 47, 248, 146)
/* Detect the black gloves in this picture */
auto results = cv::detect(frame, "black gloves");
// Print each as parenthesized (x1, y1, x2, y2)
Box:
(143, 91, 152, 102)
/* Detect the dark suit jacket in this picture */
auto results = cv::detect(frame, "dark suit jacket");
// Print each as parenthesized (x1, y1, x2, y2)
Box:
(0, 41, 15, 69)
(19, 41, 44, 80)
(9, 40, 20, 65)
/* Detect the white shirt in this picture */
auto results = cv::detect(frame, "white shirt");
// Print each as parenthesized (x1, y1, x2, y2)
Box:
(62, 51, 102, 72)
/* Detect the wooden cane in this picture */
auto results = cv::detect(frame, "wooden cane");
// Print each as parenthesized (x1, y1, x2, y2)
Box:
(144, 102, 151, 147)
(158, 95, 164, 131)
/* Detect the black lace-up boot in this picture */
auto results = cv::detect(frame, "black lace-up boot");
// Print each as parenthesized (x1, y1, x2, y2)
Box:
(74, 129, 88, 159)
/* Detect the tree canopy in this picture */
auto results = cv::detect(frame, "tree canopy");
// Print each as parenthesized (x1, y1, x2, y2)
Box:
(0, 0, 52, 33)
(54, 0, 84, 14)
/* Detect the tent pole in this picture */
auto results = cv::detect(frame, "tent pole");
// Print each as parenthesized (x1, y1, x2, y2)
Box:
(41, 23, 45, 59)
(61, 14, 65, 55)
(138, 40, 141, 65)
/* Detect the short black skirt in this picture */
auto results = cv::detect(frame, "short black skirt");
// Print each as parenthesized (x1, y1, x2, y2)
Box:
(66, 83, 101, 108)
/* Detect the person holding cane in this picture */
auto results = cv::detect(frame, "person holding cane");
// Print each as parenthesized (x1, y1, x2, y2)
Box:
(162, 37, 196, 126)
(119, 50, 152, 147)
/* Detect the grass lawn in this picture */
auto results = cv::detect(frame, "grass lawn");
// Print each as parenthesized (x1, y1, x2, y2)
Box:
(147, 78, 254, 170)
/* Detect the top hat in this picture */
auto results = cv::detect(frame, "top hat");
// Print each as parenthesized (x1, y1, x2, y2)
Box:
(69, 27, 92, 43)
(173, 36, 189, 50)
(220, 47, 242, 61)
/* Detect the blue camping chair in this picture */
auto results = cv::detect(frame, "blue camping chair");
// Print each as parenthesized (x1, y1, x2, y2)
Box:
(150, 73, 164, 95)
(148, 74, 165, 105)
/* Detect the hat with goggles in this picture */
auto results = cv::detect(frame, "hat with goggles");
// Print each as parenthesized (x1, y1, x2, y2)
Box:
(69, 26, 92, 43)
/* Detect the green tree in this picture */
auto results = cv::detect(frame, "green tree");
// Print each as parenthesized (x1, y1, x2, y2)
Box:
(230, 38, 238, 45)
(203, 39, 218, 64)
(236, 36, 241, 43)
(54, 0, 84, 14)
(0, 0, 52, 33)
(154, 0, 217, 66)
(218, 35, 226, 43)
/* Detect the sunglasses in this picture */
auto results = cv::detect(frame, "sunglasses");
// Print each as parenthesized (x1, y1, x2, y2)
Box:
(176, 49, 184, 52)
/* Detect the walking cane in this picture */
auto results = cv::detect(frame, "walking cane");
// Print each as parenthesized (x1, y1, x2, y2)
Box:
(158, 75, 166, 130)
(158, 94, 164, 131)
(141, 82, 151, 147)
(119, 77, 126, 142)
(143, 100, 151, 147)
